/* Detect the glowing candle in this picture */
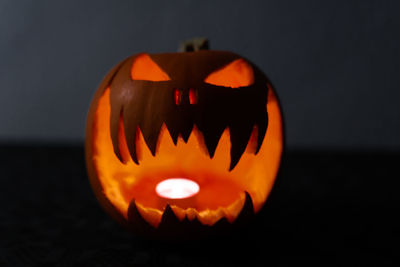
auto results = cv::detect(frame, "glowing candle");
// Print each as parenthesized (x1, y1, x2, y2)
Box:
(156, 178, 200, 199)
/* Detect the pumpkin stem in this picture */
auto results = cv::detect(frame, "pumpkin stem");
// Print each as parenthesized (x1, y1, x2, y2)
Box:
(179, 37, 209, 52)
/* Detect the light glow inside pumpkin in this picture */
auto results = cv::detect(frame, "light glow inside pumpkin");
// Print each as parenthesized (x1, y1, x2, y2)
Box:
(156, 178, 200, 199)
(91, 85, 282, 227)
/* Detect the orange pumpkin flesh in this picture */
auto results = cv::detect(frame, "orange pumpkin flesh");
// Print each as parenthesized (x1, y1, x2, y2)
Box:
(86, 50, 283, 235)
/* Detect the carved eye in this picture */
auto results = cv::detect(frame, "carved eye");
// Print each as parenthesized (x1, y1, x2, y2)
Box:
(131, 54, 171, 81)
(204, 59, 254, 88)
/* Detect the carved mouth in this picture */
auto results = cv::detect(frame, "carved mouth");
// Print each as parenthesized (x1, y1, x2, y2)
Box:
(91, 87, 282, 228)
(112, 112, 265, 171)
(108, 82, 269, 171)
(127, 192, 255, 237)
(113, 106, 262, 169)
(109, 120, 257, 227)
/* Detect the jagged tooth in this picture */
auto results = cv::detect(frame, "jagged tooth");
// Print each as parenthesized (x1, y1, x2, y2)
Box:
(181, 122, 194, 143)
(123, 112, 139, 164)
(200, 123, 226, 158)
(158, 204, 181, 229)
(140, 119, 163, 156)
(127, 200, 155, 233)
(242, 192, 255, 215)
(229, 120, 255, 171)
(164, 120, 179, 145)
(110, 107, 123, 162)
(125, 128, 139, 164)
(127, 199, 142, 223)
(234, 192, 255, 224)
(255, 110, 268, 154)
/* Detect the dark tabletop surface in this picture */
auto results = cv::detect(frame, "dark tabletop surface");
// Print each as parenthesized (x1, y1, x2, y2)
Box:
(0, 144, 398, 266)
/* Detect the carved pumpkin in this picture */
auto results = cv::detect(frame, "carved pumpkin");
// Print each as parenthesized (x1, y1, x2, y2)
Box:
(85, 42, 283, 238)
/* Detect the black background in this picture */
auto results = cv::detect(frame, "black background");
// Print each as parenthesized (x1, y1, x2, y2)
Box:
(1, 0, 400, 149)
(0, 146, 397, 266)
(0, 0, 399, 266)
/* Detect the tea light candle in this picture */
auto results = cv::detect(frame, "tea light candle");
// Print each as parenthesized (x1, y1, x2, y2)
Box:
(155, 178, 200, 199)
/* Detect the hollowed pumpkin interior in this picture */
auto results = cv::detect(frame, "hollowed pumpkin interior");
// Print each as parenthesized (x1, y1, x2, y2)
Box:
(91, 87, 283, 227)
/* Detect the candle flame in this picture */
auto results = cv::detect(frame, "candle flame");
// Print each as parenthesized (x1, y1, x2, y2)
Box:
(156, 178, 200, 199)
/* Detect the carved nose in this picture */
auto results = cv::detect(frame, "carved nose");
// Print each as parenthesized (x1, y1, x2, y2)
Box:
(189, 88, 197, 104)
(174, 88, 197, 105)
(174, 88, 182, 105)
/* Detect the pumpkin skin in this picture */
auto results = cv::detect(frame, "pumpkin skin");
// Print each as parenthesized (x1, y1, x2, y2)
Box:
(85, 50, 283, 238)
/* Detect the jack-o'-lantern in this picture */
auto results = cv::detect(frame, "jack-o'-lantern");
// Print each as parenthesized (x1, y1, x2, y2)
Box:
(85, 39, 283, 238)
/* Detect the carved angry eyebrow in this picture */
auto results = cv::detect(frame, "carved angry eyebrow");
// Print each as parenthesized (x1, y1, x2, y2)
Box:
(204, 59, 254, 88)
(131, 54, 171, 81)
